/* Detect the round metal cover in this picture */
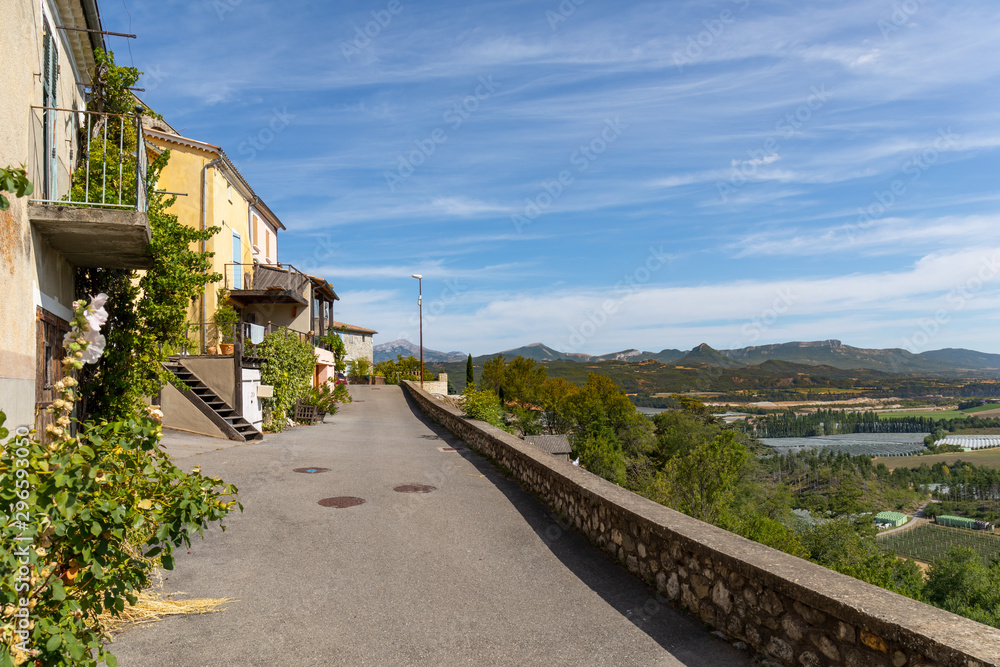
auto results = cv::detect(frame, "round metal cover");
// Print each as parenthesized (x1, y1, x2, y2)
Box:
(294, 467, 330, 473)
(318, 496, 365, 508)
(393, 484, 436, 493)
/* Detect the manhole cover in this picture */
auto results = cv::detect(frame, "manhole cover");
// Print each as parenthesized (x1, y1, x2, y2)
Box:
(293, 467, 330, 473)
(318, 496, 365, 508)
(394, 484, 436, 493)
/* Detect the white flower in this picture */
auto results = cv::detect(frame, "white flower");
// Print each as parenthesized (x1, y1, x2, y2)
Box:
(83, 293, 109, 332)
(79, 331, 106, 364)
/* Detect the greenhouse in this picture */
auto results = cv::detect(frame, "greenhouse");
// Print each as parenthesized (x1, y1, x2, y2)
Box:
(759, 433, 926, 457)
(938, 435, 1000, 450)
(936, 515, 976, 529)
(874, 511, 908, 527)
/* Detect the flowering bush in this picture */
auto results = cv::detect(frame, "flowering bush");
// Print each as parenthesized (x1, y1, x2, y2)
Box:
(1, 295, 239, 666)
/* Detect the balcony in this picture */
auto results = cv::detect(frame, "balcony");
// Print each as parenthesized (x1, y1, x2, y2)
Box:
(28, 106, 152, 269)
(224, 262, 310, 307)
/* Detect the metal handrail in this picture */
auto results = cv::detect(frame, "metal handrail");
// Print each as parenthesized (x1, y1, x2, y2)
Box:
(29, 105, 147, 212)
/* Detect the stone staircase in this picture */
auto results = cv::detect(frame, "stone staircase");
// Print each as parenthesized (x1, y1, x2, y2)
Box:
(163, 358, 263, 441)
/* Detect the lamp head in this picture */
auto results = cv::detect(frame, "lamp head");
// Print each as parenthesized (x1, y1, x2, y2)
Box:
(411, 274, 422, 280)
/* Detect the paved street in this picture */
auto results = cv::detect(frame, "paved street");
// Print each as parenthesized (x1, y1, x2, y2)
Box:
(110, 385, 752, 666)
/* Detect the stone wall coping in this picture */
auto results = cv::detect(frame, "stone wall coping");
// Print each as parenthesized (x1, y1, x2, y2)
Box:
(403, 381, 1000, 666)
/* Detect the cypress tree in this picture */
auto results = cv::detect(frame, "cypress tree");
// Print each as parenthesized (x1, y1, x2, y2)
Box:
(466, 353, 475, 388)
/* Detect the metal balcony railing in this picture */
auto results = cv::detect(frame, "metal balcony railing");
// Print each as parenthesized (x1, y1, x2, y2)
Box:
(221, 261, 313, 293)
(174, 321, 331, 357)
(29, 105, 148, 212)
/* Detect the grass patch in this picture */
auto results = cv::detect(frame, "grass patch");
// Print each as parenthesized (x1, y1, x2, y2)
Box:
(875, 448, 1000, 470)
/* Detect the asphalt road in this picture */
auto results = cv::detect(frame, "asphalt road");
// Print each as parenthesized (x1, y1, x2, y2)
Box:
(109, 385, 753, 666)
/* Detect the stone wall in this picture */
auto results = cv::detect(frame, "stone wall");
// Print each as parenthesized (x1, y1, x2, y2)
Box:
(402, 381, 1000, 667)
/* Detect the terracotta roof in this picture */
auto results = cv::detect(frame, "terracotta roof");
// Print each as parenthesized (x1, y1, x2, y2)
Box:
(330, 320, 378, 335)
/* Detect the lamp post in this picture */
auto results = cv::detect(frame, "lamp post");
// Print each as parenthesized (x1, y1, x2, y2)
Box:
(412, 274, 423, 388)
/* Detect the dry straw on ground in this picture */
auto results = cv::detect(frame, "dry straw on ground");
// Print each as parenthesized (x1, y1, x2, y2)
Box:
(100, 589, 233, 636)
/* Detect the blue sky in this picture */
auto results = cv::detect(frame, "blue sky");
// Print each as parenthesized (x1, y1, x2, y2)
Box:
(103, 0, 1000, 355)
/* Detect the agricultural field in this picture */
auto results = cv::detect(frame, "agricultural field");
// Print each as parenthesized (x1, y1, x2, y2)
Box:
(877, 409, 967, 420)
(879, 523, 1000, 565)
(874, 448, 1000, 470)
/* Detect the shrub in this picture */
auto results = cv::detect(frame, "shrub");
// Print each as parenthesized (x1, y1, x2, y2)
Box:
(0, 295, 238, 666)
(301, 382, 351, 416)
(259, 330, 316, 426)
(460, 388, 506, 430)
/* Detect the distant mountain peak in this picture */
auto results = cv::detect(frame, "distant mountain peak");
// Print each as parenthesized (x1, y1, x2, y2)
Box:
(373, 339, 466, 363)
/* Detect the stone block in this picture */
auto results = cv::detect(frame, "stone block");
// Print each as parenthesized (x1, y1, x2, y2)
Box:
(761, 590, 785, 617)
(838, 622, 856, 644)
(727, 614, 743, 637)
(690, 574, 710, 599)
(811, 633, 840, 662)
(782, 614, 805, 642)
(712, 580, 732, 614)
(891, 651, 907, 667)
(799, 651, 821, 667)
(860, 630, 888, 653)
(682, 584, 700, 612)
(793, 601, 826, 626)
(767, 636, 794, 664)
(667, 572, 680, 600)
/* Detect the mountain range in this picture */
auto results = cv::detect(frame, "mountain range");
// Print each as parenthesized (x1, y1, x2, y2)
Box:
(374, 339, 1000, 376)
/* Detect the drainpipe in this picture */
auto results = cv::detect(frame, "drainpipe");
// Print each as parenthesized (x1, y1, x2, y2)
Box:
(202, 156, 224, 350)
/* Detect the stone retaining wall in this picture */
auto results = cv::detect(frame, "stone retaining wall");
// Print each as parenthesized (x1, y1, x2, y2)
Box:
(402, 381, 1000, 667)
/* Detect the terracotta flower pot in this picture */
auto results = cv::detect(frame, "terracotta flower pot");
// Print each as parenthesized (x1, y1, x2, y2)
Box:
(207, 345, 218, 355)
(220, 343, 235, 355)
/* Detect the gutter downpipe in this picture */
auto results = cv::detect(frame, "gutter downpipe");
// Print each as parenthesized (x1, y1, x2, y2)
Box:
(202, 157, 224, 350)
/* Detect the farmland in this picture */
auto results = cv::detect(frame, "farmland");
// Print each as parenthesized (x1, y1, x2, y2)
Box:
(874, 448, 1000, 470)
(879, 523, 1000, 565)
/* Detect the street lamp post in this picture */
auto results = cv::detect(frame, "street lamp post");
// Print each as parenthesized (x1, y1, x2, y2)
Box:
(412, 274, 423, 388)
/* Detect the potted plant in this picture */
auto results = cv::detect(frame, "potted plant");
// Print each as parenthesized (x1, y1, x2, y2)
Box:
(213, 288, 239, 355)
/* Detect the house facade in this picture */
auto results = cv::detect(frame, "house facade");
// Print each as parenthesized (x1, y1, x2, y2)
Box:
(0, 0, 152, 431)
(331, 321, 378, 366)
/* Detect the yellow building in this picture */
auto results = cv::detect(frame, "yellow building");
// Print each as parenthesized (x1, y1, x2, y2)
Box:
(143, 120, 272, 347)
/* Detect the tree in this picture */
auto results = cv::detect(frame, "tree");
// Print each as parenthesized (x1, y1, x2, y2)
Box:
(503, 356, 546, 405)
(466, 353, 475, 388)
(924, 546, 1000, 627)
(479, 354, 507, 396)
(539, 377, 577, 434)
(74, 51, 218, 420)
(660, 431, 749, 525)
(575, 430, 627, 486)
(800, 518, 925, 600)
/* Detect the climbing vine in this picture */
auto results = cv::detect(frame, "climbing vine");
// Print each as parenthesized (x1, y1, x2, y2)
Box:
(73, 50, 219, 420)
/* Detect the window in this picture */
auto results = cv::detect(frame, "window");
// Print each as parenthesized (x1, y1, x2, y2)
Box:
(42, 19, 58, 199)
(227, 184, 233, 203)
(232, 231, 242, 289)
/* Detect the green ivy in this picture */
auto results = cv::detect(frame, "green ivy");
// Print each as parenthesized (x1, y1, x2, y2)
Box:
(259, 331, 316, 428)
